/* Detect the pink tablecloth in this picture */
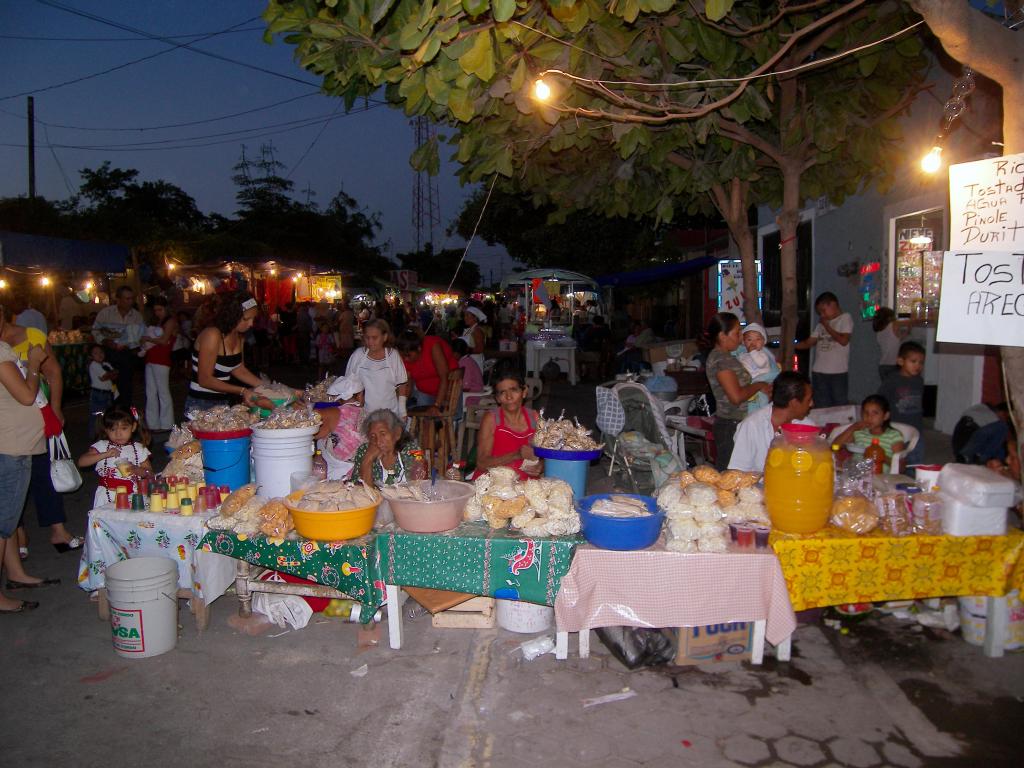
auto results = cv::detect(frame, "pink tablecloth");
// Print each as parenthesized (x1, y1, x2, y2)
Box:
(554, 544, 797, 646)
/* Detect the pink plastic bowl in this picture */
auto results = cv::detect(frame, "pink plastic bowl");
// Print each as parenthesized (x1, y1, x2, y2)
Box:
(387, 480, 475, 533)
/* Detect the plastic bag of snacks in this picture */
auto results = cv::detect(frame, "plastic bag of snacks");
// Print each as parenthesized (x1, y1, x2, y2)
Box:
(876, 492, 914, 536)
(829, 494, 878, 534)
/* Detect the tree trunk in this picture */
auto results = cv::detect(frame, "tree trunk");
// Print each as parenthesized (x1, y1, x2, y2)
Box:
(712, 177, 762, 325)
(777, 162, 802, 367)
(914, 0, 1024, 478)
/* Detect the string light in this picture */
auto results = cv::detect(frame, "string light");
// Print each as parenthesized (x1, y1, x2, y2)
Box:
(921, 145, 943, 174)
(920, 66, 974, 174)
(167, 261, 176, 271)
(533, 79, 551, 102)
(40, 276, 51, 287)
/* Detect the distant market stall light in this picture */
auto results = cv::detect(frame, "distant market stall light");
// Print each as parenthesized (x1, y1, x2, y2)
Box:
(40, 276, 50, 287)
(0, 279, 7, 290)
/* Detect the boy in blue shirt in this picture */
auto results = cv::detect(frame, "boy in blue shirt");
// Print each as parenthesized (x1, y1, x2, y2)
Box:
(878, 340, 924, 466)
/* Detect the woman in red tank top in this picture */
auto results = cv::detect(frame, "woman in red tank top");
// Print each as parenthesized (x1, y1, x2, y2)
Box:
(473, 367, 542, 480)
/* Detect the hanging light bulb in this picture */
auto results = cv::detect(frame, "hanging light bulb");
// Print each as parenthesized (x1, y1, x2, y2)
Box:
(533, 78, 551, 102)
(921, 145, 943, 174)
(40, 276, 51, 287)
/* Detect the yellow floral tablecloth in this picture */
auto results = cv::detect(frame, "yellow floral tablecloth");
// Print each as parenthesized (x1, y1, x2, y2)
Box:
(770, 527, 1024, 611)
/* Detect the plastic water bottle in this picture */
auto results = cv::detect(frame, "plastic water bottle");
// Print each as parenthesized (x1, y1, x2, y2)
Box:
(445, 461, 465, 481)
(311, 450, 328, 481)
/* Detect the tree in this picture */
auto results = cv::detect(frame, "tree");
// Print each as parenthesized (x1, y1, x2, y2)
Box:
(397, 243, 482, 294)
(912, 0, 1024, 473)
(232, 143, 299, 216)
(266, 0, 929, 358)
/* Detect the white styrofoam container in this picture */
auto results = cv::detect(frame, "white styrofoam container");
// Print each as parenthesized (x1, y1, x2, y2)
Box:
(939, 492, 1008, 536)
(937, 463, 1016, 507)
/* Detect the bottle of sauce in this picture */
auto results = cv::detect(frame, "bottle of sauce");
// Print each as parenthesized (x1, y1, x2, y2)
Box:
(864, 438, 886, 475)
(311, 450, 328, 481)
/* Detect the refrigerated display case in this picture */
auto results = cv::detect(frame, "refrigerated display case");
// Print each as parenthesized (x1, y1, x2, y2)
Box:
(893, 209, 944, 321)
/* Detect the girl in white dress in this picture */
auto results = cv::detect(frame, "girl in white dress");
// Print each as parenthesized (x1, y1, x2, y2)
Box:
(78, 405, 153, 507)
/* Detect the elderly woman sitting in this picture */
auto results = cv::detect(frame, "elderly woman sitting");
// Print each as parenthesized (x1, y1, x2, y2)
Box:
(350, 408, 426, 487)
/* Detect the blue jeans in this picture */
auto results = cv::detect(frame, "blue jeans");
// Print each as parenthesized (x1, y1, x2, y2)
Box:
(0, 454, 32, 538)
(89, 388, 114, 441)
(812, 372, 849, 409)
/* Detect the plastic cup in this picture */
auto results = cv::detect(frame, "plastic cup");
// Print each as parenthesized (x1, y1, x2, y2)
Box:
(753, 525, 771, 549)
(727, 522, 740, 543)
(735, 525, 755, 548)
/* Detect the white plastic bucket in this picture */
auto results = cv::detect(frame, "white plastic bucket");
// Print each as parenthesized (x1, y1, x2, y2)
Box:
(496, 599, 554, 633)
(252, 426, 317, 498)
(958, 591, 1024, 650)
(105, 557, 179, 659)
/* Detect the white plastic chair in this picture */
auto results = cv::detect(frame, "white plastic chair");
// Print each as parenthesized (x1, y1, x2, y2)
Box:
(807, 405, 858, 428)
(889, 422, 920, 474)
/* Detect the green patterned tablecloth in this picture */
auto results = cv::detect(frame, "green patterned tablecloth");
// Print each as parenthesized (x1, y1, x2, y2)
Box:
(52, 342, 90, 393)
(198, 530, 385, 621)
(377, 522, 583, 606)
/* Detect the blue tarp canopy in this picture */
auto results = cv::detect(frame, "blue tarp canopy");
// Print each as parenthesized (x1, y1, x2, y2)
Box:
(0, 230, 129, 272)
(595, 255, 722, 287)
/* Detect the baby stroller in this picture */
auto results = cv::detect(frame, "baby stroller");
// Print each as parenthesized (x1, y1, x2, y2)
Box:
(595, 382, 682, 493)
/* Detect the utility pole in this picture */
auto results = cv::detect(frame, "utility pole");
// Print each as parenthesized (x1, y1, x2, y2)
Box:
(27, 96, 35, 199)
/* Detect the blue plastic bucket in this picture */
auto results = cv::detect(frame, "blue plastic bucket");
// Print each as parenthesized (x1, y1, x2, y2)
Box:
(534, 447, 601, 501)
(194, 429, 252, 491)
(578, 493, 664, 550)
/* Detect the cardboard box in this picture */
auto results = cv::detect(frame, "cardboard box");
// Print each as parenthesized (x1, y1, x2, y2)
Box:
(641, 339, 699, 364)
(675, 622, 753, 665)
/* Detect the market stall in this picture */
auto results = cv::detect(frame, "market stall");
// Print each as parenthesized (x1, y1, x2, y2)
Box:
(500, 268, 601, 330)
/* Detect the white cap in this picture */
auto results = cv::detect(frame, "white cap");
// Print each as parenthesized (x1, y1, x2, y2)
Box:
(465, 306, 487, 323)
(327, 375, 364, 401)
(742, 322, 767, 341)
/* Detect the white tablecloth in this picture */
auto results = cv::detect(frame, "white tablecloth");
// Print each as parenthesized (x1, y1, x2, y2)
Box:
(525, 341, 578, 385)
(77, 506, 235, 602)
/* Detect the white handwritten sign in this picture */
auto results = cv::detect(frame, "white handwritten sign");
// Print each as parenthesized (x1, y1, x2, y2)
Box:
(949, 153, 1024, 249)
(936, 251, 1024, 346)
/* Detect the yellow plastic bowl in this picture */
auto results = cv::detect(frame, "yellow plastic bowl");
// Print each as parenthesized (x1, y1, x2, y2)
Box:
(285, 490, 379, 541)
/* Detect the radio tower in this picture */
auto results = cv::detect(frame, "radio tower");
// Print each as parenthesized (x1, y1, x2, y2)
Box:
(411, 116, 441, 253)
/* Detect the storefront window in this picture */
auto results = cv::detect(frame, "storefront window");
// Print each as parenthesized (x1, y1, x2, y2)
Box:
(893, 208, 944, 320)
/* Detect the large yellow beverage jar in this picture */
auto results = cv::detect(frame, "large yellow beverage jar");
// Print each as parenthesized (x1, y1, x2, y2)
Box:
(764, 423, 834, 534)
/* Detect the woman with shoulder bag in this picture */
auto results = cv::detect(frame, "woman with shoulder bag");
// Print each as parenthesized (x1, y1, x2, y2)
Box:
(0, 304, 81, 556)
(0, 329, 62, 613)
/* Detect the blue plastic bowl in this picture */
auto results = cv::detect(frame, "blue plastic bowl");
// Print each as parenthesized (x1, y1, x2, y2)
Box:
(578, 493, 665, 551)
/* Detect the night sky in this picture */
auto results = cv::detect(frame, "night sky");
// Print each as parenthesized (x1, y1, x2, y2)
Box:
(0, 0, 518, 281)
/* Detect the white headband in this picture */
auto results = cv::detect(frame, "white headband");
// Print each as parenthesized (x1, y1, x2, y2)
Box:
(241, 298, 257, 311)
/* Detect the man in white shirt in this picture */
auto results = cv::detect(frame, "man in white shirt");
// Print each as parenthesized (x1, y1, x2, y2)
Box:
(795, 291, 853, 408)
(94, 285, 144, 405)
(729, 371, 815, 473)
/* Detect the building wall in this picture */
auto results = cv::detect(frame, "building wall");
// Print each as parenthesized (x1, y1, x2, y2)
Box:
(753, 58, 1000, 434)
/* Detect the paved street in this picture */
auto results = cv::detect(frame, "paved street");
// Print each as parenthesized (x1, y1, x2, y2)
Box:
(2, 366, 1021, 767)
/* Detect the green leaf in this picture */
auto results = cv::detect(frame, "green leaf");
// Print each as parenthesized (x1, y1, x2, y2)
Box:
(495, 146, 514, 177)
(418, 0, 436, 29)
(414, 31, 443, 63)
(459, 31, 496, 81)
(645, 0, 674, 12)
(655, 196, 673, 224)
(510, 57, 528, 91)
(399, 18, 430, 49)
(425, 67, 451, 103)
(591, 24, 629, 58)
(443, 34, 477, 60)
(462, 0, 490, 16)
(369, 0, 397, 25)
(704, 0, 734, 23)
(448, 87, 475, 121)
(492, 0, 516, 23)
(858, 51, 880, 77)
(308, 21, 343, 39)
(662, 26, 695, 63)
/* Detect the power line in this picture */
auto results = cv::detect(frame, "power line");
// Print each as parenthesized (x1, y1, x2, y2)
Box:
(0, 26, 265, 42)
(42, 124, 75, 197)
(34, 0, 323, 91)
(0, 103, 385, 152)
(0, 12, 261, 102)
(287, 102, 344, 180)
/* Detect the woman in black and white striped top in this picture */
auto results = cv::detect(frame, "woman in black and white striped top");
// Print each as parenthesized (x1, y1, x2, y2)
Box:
(184, 292, 266, 414)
